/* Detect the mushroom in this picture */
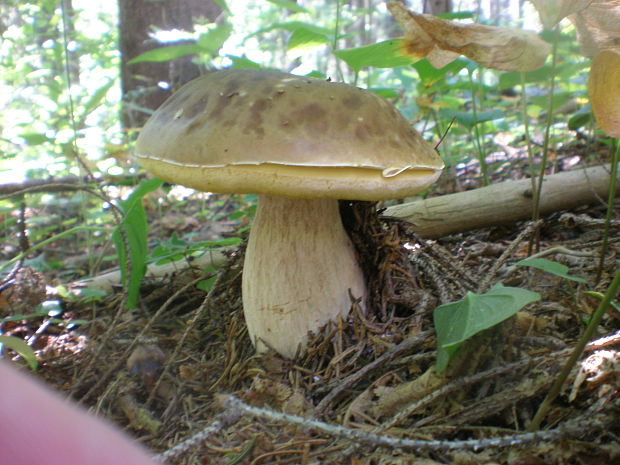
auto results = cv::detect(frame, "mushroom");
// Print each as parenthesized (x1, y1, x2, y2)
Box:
(135, 69, 444, 359)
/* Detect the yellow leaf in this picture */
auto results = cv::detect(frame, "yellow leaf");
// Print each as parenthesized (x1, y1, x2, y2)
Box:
(388, 2, 550, 71)
(416, 95, 435, 108)
(589, 48, 620, 137)
(529, 0, 592, 29)
(569, 0, 620, 56)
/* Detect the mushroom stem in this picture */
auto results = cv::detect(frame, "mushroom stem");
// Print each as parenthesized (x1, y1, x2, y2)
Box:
(242, 195, 367, 358)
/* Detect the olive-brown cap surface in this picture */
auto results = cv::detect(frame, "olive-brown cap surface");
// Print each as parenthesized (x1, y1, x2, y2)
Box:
(135, 69, 443, 200)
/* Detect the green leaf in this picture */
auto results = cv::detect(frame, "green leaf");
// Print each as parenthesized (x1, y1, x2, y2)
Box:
(516, 258, 588, 283)
(227, 55, 263, 69)
(368, 88, 399, 99)
(440, 108, 504, 129)
(194, 237, 242, 248)
(112, 178, 164, 308)
(526, 104, 543, 118)
(0, 310, 49, 323)
(196, 22, 233, 56)
(498, 62, 586, 89)
(249, 21, 332, 38)
(305, 70, 327, 79)
(78, 78, 115, 123)
(434, 284, 541, 372)
(19, 132, 54, 145)
(335, 39, 415, 72)
(287, 27, 331, 52)
(584, 291, 620, 313)
(128, 44, 205, 64)
(438, 11, 475, 20)
(412, 58, 469, 85)
(63, 319, 88, 329)
(72, 288, 107, 304)
(150, 234, 241, 265)
(0, 336, 38, 370)
(212, 0, 231, 13)
(567, 106, 592, 130)
(529, 91, 572, 110)
(228, 209, 249, 220)
(82, 78, 115, 115)
(437, 95, 465, 109)
(196, 275, 218, 292)
(499, 66, 552, 89)
(267, 0, 309, 13)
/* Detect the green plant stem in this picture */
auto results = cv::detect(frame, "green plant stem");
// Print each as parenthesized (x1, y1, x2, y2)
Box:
(532, 26, 560, 222)
(477, 65, 486, 108)
(468, 68, 489, 186)
(430, 109, 444, 142)
(0, 226, 109, 273)
(223, 437, 256, 465)
(595, 139, 619, 283)
(332, 0, 341, 52)
(332, 0, 344, 81)
(527, 266, 620, 431)
(520, 71, 537, 196)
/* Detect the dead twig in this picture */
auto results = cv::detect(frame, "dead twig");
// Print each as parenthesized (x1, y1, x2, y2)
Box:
(376, 349, 570, 432)
(153, 408, 242, 463)
(0, 174, 144, 196)
(560, 212, 620, 230)
(214, 394, 607, 453)
(0, 202, 28, 293)
(477, 220, 543, 293)
(76, 275, 207, 406)
(314, 330, 432, 416)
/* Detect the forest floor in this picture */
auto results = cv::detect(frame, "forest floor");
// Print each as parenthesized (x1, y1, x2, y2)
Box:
(2, 142, 620, 465)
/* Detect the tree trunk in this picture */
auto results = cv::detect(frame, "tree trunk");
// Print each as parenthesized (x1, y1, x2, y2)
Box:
(117, 0, 222, 130)
(61, 0, 80, 85)
(490, 0, 512, 25)
(423, 0, 452, 15)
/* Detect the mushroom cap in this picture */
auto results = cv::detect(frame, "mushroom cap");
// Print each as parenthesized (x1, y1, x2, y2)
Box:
(135, 69, 443, 200)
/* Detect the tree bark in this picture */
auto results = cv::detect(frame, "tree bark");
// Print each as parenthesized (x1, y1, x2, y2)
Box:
(384, 165, 619, 238)
(423, 0, 453, 15)
(118, 0, 222, 130)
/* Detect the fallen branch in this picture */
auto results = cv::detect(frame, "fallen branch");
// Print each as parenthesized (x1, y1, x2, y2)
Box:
(0, 174, 144, 196)
(73, 249, 231, 293)
(216, 394, 596, 452)
(385, 164, 619, 238)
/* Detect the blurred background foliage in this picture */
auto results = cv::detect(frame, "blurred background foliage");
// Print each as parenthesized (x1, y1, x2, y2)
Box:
(0, 0, 598, 283)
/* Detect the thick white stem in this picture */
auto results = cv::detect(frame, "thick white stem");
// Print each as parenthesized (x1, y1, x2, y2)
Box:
(242, 196, 367, 358)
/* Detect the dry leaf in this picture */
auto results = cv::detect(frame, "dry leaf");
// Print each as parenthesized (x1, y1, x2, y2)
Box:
(569, 350, 620, 402)
(117, 394, 162, 435)
(248, 376, 313, 416)
(529, 0, 593, 29)
(388, 2, 550, 71)
(0, 267, 47, 314)
(589, 48, 620, 137)
(569, 0, 620, 56)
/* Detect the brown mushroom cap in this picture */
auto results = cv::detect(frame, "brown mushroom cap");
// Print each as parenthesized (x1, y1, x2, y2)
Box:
(135, 69, 443, 200)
